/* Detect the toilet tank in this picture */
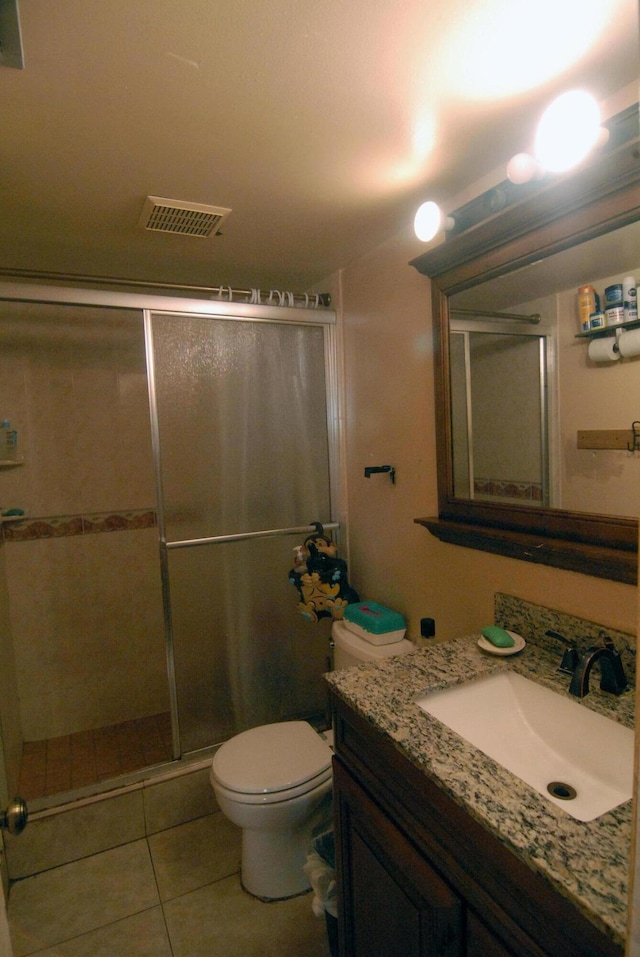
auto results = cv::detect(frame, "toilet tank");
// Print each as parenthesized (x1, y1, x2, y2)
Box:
(332, 620, 414, 669)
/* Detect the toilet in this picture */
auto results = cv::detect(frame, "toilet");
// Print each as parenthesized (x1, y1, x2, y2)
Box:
(209, 618, 414, 900)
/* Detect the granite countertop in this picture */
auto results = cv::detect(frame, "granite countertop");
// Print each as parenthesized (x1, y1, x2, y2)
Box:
(326, 635, 634, 947)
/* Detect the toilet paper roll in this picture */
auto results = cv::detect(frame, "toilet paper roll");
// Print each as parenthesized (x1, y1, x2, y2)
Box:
(588, 337, 620, 362)
(618, 327, 640, 359)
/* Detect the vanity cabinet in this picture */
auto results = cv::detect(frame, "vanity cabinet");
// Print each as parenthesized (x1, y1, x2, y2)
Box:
(331, 691, 622, 957)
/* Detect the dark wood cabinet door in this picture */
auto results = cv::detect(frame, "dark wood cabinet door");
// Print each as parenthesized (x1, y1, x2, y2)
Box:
(335, 758, 462, 957)
(466, 911, 517, 957)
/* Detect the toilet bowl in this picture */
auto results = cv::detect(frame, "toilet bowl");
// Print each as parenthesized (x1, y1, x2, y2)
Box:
(210, 720, 333, 900)
(210, 617, 414, 901)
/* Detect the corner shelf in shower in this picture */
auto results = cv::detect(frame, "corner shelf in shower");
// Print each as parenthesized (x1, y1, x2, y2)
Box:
(0, 512, 27, 523)
(0, 458, 24, 468)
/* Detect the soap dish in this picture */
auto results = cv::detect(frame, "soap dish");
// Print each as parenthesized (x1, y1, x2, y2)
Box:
(477, 631, 525, 656)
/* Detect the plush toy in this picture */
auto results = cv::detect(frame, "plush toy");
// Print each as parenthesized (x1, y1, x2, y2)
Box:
(289, 523, 360, 622)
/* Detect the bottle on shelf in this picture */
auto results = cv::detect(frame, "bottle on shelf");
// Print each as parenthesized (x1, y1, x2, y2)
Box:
(0, 421, 18, 460)
(623, 276, 637, 324)
(577, 285, 599, 332)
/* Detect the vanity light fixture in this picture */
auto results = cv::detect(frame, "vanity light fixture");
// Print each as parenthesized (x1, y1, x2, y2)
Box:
(414, 92, 621, 242)
(507, 90, 608, 184)
(413, 201, 455, 242)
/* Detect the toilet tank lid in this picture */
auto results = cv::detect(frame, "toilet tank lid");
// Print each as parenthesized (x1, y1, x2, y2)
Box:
(333, 620, 414, 659)
(212, 721, 332, 794)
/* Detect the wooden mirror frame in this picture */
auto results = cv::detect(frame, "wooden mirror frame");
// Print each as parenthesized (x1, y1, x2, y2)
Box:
(410, 127, 640, 585)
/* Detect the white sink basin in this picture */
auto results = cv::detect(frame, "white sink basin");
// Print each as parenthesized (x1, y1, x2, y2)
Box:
(416, 671, 633, 821)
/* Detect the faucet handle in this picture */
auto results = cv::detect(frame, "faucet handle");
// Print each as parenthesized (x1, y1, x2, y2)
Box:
(598, 630, 615, 651)
(599, 649, 628, 695)
(597, 633, 627, 694)
(545, 630, 579, 674)
(559, 647, 580, 674)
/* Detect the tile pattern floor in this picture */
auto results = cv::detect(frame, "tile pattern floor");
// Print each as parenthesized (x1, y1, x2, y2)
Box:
(18, 714, 173, 800)
(7, 810, 331, 957)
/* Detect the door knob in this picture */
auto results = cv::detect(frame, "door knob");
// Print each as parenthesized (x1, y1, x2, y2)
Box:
(0, 797, 28, 836)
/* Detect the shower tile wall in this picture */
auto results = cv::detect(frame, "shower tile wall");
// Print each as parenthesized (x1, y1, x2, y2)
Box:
(0, 303, 167, 768)
(5, 526, 166, 739)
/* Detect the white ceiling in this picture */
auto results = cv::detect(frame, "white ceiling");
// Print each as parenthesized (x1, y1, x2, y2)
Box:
(1, 0, 638, 293)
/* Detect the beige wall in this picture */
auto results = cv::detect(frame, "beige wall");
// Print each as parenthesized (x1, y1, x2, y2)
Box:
(327, 228, 637, 643)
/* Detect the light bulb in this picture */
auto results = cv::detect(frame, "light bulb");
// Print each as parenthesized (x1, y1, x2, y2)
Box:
(534, 90, 601, 174)
(414, 202, 453, 242)
(506, 152, 539, 184)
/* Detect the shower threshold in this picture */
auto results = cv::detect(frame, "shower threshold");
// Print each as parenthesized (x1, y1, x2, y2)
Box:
(18, 712, 173, 803)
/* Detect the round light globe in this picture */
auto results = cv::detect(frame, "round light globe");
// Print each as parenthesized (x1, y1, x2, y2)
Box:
(414, 201, 443, 242)
(506, 152, 538, 184)
(534, 90, 601, 174)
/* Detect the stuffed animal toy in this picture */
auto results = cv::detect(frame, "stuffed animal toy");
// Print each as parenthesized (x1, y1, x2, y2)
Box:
(289, 523, 360, 622)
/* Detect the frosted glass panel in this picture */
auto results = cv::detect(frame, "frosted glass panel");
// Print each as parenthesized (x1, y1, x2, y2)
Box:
(168, 535, 333, 752)
(149, 312, 334, 751)
(151, 315, 331, 541)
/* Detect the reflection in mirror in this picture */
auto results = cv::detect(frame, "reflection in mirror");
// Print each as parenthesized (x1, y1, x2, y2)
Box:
(449, 219, 640, 520)
(449, 324, 549, 506)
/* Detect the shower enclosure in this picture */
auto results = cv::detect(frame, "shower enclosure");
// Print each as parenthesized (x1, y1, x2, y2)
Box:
(0, 284, 340, 809)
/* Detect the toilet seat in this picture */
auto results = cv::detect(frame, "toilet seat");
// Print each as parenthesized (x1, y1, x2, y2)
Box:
(211, 766, 332, 805)
(211, 721, 332, 801)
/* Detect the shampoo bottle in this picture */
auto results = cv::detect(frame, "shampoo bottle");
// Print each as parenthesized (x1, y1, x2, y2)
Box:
(0, 421, 17, 460)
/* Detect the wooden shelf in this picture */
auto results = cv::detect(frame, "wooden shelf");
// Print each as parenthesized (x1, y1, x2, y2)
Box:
(416, 516, 637, 585)
(577, 429, 638, 450)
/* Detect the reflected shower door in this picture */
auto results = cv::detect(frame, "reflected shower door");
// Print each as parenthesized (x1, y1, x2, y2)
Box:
(450, 330, 549, 506)
(148, 313, 335, 754)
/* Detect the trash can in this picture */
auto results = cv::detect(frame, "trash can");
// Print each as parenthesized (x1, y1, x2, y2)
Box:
(304, 829, 338, 957)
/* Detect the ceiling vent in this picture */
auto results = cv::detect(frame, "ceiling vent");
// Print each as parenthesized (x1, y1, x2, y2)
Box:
(138, 196, 232, 238)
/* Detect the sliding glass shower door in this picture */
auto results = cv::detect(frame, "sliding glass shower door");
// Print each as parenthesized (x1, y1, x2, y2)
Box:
(147, 311, 337, 755)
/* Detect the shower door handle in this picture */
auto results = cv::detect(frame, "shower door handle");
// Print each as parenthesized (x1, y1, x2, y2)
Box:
(0, 797, 28, 836)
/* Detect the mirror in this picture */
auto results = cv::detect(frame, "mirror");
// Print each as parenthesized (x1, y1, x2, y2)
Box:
(410, 113, 640, 584)
(449, 217, 640, 518)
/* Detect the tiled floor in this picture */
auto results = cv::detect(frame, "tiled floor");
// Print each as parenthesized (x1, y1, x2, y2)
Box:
(18, 714, 173, 800)
(7, 810, 331, 957)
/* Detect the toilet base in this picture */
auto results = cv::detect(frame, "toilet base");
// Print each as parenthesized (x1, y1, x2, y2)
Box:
(240, 824, 317, 900)
(238, 788, 333, 901)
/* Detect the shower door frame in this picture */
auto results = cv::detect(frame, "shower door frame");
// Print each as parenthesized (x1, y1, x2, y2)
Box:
(0, 281, 342, 794)
(143, 306, 342, 760)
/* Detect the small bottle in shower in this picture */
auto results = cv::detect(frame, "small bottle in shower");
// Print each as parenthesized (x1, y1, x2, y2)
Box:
(0, 421, 17, 460)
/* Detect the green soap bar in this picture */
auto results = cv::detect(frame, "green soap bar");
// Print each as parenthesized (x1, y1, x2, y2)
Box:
(481, 626, 515, 648)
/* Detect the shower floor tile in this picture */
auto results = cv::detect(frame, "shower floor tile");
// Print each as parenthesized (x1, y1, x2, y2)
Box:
(18, 713, 172, 800)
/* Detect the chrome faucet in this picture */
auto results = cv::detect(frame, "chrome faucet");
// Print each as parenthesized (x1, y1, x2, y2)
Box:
(569, 636, 627, 698)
